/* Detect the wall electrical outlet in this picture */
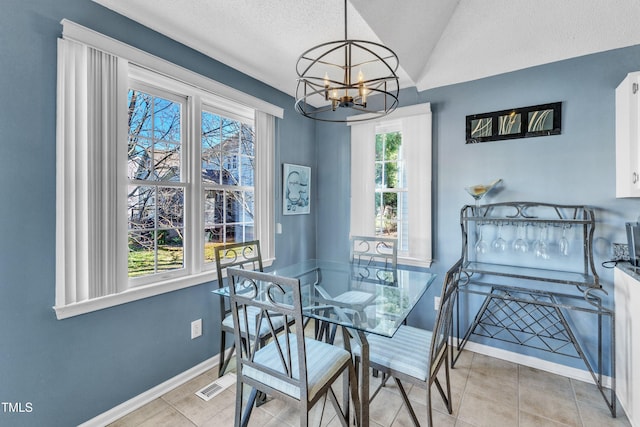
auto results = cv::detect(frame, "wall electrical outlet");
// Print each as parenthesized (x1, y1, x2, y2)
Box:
(191, 319, 202, 339)
(434, 296, 441, 311)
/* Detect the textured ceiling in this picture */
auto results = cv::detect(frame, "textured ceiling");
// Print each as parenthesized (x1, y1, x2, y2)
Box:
(93, 0, 640, 98)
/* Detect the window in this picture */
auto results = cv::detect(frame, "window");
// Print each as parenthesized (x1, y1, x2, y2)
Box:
(349, 104, 432, 267)
(375, 128, 406, 247)
(201, 109, 256, 263)
(127, 87, 186, 280)
(55, 20, 282, 319)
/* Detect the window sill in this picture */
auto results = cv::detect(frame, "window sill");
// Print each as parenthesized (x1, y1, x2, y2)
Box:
(398, 256, 433, 269)
(54, 258, 274, 320)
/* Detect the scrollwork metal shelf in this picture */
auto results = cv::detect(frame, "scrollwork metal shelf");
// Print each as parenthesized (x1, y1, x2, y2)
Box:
(452, 202, 616, 417)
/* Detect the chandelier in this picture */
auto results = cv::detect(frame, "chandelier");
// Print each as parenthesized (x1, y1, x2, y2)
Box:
(295, 0, 400, 122)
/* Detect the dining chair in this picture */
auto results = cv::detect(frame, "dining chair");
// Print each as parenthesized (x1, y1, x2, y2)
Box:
(353, 259, 462, 427)
(227, 267, 361, 427)
(350, 235, 397, 269)
(215, 240, 284, 377)
(313, 236, 399, 343)
(348, 235, 398, 307)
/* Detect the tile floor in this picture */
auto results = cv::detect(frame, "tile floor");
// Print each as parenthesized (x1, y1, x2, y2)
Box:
(108, 349, 631, 427)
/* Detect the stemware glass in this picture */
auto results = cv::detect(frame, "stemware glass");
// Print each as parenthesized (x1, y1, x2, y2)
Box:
(512, 223, 528, 253)
(535, 225, 550, 260)
(475, 224, 489, 255)
(492, 222, 507, 252)
(558, 225, 570, 256)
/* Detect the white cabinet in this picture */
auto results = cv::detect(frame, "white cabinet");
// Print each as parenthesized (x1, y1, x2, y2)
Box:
(616, 72, 640, 197)
(614, 267, 640, 425)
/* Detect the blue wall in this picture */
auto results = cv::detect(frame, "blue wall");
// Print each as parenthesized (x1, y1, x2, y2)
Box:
(3, 0, 640, 425)
(0, 1, 316, 426)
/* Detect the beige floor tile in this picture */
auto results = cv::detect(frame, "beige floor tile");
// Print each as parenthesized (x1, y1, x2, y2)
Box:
(469, 353, 518, 378)
(453, 419, 478, 427)
(263, 417, 294, 427)
(390, 397, 457, 427)
(575, 399, 631, 427)
(450, 348, 474, 371)
(270, 403, 301, 427)
(245, 406, 280, 427)
(368, 387, 403, 427)
(519, 409, 573, 427)
(519, 365, 574, 400)
(199, 402, 236, 427)
(518, 386, 580, 426)
(254, 393, 294, 419)
(137, 405, 196, 427)
(464, 366, 518, 407)
(457, 388, 518, 427)
(309, 394, 341, 427)
(107, 398, 172, 427)
(406, 376, 461, 417)
(570, 378, 618, 417)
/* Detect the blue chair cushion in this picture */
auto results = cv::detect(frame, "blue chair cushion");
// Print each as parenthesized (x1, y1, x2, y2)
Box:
(354, 325, 432, 381)
(332, 290, 376, 305)
(222, 306, 286, 338)
(242, 334, 351, 400)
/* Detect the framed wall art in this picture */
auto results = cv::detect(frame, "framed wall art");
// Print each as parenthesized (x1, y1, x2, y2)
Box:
(466, 102, 562, 144)
(283, 163, 311, 215)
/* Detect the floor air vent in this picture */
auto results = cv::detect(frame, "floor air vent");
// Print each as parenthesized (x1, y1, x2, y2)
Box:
(195, 373, 236, 401)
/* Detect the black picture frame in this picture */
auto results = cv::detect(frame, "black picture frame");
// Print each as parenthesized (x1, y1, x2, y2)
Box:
(465, 102, 562, 144)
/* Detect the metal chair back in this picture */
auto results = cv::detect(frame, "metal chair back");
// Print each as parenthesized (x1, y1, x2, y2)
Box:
(214, 240, 263, 286)
(429, 259, 461, 379)
(213, 240, 263, 376)
(350, 235, 398, 289)
(359, 258, 462, 427)
(350, 235, 398, 269)
(227, 268, 361, 426)
(227, 268, 306, 396)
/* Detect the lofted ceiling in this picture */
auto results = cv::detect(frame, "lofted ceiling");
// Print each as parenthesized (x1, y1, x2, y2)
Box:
(93, 0, 640, 99)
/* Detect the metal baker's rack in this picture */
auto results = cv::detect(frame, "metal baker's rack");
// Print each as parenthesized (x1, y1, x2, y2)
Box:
(451, 201, 616, 417)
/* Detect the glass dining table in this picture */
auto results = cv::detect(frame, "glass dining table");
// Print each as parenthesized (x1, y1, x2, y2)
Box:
(213, 259, 437, 426)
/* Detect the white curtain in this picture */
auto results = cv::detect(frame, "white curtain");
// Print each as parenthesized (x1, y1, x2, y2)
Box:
(255, 111, 276, 263)
(350, 122, 376, 237)
(402, 110, 432, 264)
(55, 39, 126, 307)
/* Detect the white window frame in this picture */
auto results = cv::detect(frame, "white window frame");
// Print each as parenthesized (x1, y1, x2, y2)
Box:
(54, 20, 282, 319)
(126, 79, 191, 288)
(349, 103, 432, 267)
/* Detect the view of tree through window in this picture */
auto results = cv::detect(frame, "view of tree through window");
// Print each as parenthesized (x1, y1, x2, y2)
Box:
(127, 89, 185, 278)
(202, 110, 255, 263)
(375, 131, 405, 238)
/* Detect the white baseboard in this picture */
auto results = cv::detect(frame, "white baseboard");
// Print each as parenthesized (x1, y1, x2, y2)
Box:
(460, 340, 614, 388)
(78, 349, 231, 427)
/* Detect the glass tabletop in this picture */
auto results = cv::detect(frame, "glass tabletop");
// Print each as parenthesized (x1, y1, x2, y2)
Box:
(213, 259, 437, 338)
